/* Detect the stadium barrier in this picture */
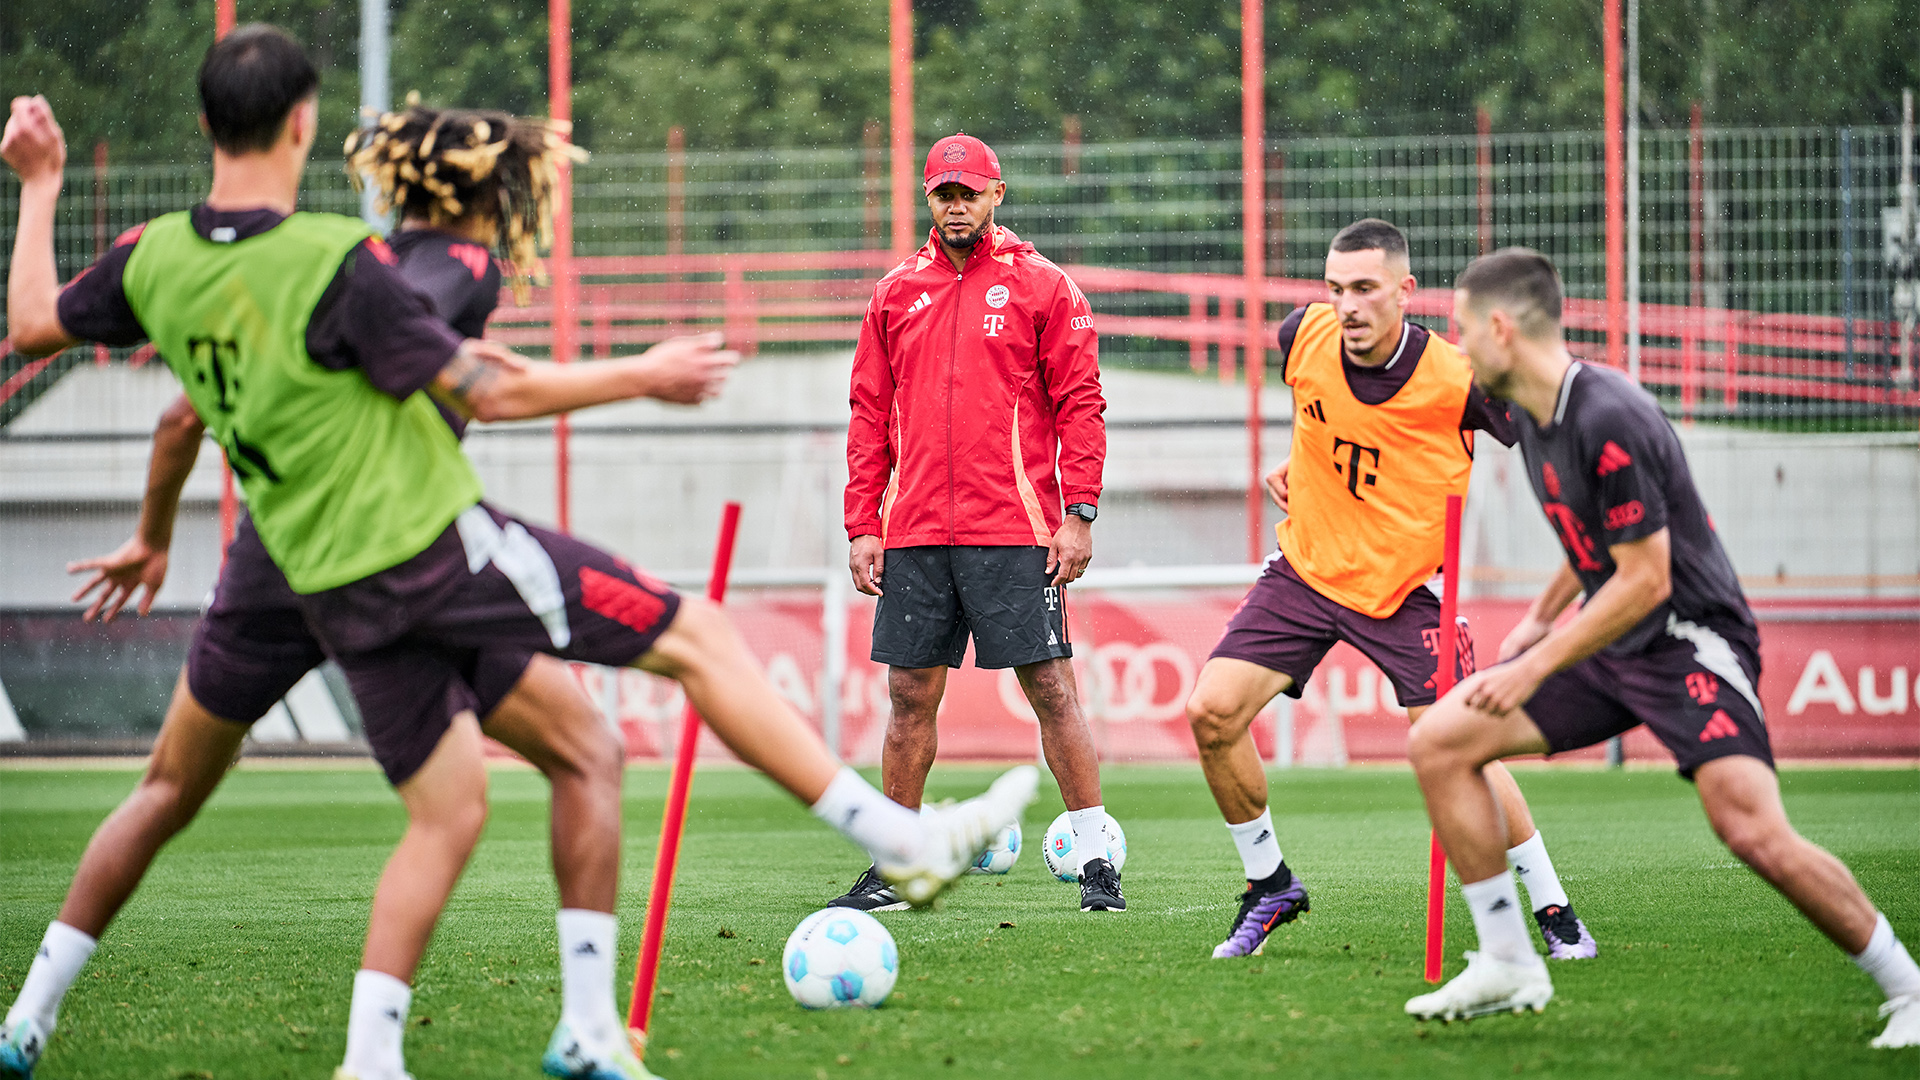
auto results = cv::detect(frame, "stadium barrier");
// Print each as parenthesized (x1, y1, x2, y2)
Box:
(1, 574, 1913, 764)
(542, 567, 1920, 768)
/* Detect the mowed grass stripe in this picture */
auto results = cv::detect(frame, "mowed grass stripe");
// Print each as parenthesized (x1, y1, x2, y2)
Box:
(0, 764, 1913, 1079)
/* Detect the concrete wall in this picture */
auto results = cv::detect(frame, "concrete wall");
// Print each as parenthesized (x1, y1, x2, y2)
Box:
(2, 355, 1915, 607)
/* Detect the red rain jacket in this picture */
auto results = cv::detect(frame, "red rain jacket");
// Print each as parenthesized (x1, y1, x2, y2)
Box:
(846, 226, 1106, 548)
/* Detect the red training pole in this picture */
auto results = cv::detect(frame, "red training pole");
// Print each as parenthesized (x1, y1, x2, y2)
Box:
(627, 502, 743, 1054)
(1424, 494, 1464, 983)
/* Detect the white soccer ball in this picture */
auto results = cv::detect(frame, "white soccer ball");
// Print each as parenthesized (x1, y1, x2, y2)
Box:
(1040, 811, 1128, 882)
(967, 821, 1022, 875)
(782, 908, 898, 1010)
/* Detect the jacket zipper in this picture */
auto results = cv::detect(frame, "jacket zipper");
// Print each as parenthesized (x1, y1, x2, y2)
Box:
(947, 268, 962, 544)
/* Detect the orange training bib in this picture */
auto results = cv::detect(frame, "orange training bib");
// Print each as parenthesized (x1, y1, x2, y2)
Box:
(1273, 303, 1475, 618)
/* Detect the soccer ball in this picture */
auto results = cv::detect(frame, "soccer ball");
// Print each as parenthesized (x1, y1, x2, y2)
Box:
(1040, 811, 1128, 882)
(967, 821, 1022, 874)
(782, 908, 898, 1009)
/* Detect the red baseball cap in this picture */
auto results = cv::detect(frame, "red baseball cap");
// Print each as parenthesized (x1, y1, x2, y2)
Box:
(923, 133, 1002, 194)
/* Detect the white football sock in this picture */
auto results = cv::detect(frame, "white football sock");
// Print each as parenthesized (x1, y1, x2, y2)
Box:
(1226, 809, 1284, 882)
(342, 969, 411, 1079)
(811, 767, 925, 867)
(1068, 805, 1110, 867)
(1506, 830, 1570, 912)
(4, 922, 96, 1034)
(1854, 912, 1920, 1001)
(557, 909, 621, 1044)
(1460, 872, 1536, 965)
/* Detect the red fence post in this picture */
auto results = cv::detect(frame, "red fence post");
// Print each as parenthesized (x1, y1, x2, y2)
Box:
(889, 0, 915, 259)
(550, 0, 577, 533)
(93, 141, 109, 367)
(1241, 0, 1267, 565)
(1604, 0, 1625, 369)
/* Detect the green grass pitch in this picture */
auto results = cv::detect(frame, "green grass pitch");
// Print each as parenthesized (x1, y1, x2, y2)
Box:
(2, 762, 1916, 1079)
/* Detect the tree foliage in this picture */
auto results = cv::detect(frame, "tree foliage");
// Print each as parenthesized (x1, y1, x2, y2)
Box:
(4, 0, 1916, 163)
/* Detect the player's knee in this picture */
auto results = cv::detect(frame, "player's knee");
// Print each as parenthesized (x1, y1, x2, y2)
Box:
(1406, 710, 1472, 774)
(1185, 689, 1251, 752)
(1707, 804, 1791, 870)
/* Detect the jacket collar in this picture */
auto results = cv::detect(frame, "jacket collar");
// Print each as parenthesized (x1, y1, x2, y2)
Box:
(916, 224, 1026, 273)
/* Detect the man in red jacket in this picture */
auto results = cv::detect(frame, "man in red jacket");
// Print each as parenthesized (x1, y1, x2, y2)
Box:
(836, 133, 1120, 913)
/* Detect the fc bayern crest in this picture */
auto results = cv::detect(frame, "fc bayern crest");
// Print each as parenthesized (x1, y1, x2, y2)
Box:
(943, 143, 968, 163)
(985, 284, 1010, 308)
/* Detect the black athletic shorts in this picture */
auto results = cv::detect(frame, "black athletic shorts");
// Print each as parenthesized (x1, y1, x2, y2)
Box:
(187, 514, 532, 728)
(1209, 553, 1474, 708)
(296, 503, 680, 785)
(1524, 615, 1773, 779)
(870, 545, 1070, 670)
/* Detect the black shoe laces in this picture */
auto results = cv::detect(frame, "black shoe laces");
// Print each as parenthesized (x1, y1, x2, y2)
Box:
(1081, 859, 1123, 899)
(851, 864, 891, 896)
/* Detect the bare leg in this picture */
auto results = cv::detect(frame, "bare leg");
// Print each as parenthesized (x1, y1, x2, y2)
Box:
(480, 655, 625, 913)
(1405, 696, 1553, 884)
(1016, 658, 1102, 810)
(361, 712, 490, 981)
(880, 666, 947, 810)
(633, 597, 838, 804)
(1694, 755, 1878, 953)
(1186, 658, 1293, 824)
(57, 670, 246, 938)
(1408, 704, 1537, 849)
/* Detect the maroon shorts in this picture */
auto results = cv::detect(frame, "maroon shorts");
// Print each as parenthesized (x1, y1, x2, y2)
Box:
(1524, 616, 1772, 779)
(1208, 554, 1473, 708)
(294, 504, 680, 784)
(186, 515, 533, 728)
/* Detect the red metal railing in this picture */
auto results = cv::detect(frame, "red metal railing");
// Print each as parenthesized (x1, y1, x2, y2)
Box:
(482, 254, 1919, 416)
(5, 255, 1914, 417)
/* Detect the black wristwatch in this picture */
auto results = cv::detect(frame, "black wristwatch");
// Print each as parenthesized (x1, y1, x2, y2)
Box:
(1066, 503, 1098, 523)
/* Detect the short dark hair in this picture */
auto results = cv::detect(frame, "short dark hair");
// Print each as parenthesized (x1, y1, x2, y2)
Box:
(198, 24, 319, 154)
(1329, 218, 1408, 260)
(1456, 246, 1564, 338)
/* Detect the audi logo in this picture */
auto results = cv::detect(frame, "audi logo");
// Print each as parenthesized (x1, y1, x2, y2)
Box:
(998, 641, 1196, 724)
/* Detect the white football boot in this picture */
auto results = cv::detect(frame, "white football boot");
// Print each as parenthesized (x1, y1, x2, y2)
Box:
(1405, 950, 1554, 1022)
(1872, 993, 1920, 1049)
(541, 1018, 661, 1079)
(878, 766, 1039, 907)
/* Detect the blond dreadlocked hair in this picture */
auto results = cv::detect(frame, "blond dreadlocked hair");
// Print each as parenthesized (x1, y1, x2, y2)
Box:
(346, 97, 587, 302)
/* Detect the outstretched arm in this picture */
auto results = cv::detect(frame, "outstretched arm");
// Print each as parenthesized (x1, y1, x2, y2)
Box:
(428, 332, 736, 423)
(68, 394, 205, 621)
(3, 95, 79, 357)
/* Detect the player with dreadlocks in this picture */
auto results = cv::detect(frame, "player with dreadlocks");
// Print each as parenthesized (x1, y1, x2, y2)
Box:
(4, 29, 1034, 1078)
(1, 70, 740, 1080)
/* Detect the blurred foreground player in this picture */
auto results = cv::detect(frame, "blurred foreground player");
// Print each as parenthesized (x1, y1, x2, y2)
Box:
(2, 96, 736, 1080)
(0, 27, 1035, 1080)
(1185, 219, 1593, 961)
(1402, 247, 1920, 1049)
(836, 134, 1118, 913)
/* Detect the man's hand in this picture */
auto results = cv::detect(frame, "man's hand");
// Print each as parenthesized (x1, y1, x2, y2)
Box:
(849, 534, 885, 596)
(638, 332, 738, 405)
(1047, 517, 1092, 587)
(1497, 615, 1553, 663)
(68, 536, 168, 623)
(2, 96, 67, 185)
(1264, 457, 1292, 513)
(1459, 655, 1549, 718)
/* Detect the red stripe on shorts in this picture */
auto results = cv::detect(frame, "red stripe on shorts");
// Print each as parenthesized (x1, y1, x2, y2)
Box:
(580, 567, 667, 633)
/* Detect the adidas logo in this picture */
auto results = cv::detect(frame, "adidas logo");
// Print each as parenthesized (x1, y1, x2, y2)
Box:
(1303, 400, 1327, 423)
(382, 1008, 402, 1022)
(1487, 897, 1512, 912)
(1595, 440, 1634, 476)
(907, 291, 932, 315)
(1253, 829, 1272, 846)
(574, 941, 598, 956)
(1699, 709, 1740, 742)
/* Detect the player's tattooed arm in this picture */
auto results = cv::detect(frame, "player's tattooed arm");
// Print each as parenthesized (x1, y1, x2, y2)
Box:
(2, 95, 81, 356)
(440, 332, 737, 422)
(68, 394, 204, 622)
(427, 338, 523, 421)
(1465, 529, 1672, 715)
